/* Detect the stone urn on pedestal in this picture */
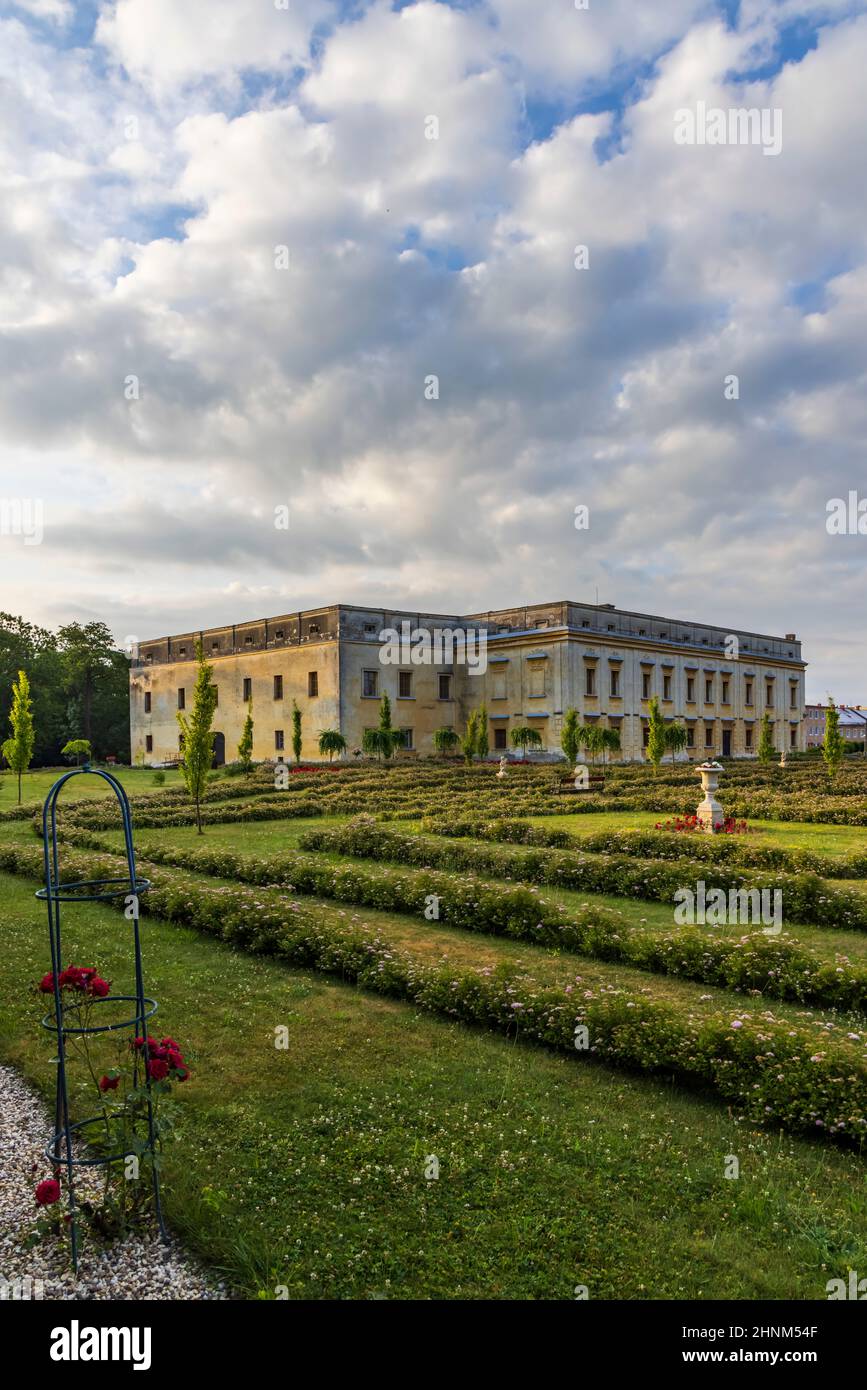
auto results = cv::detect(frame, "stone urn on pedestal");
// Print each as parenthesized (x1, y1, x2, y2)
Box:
(695, 759, 725, 832)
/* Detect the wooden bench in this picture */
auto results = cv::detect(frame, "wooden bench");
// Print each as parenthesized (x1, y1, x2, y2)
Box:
(554, 773, 605, 795)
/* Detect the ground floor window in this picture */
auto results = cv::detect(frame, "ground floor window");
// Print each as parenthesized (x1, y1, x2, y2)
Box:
(686, 725, 695, 747)
(275, 729, 284, 750)
(145, 735, 153, 753)
(745, 726, 753, 749)
(705, 725, 714, 747)
(494, 726, 507, 750)
(400, 728, 413, 749)
(790, 727, 797, 748)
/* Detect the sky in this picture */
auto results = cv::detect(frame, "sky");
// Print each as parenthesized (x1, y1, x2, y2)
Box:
(0, 0, 865, 701)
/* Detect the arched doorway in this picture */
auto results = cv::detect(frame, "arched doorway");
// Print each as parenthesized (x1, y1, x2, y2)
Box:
(212, 732, 226, 767)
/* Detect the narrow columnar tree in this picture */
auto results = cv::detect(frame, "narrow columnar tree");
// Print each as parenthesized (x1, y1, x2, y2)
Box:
(476, 704, 489, 762)
(509, 725, 543, 759)
(291, 700, 303, 764)
(176, 641, 217, 834)
(758, 713, 776, 764)
(823, 699, 845, 780)
(432, 726, 459, 757)
(561, 708, 580, 766)
(2, 669, 35, 804)
(318, 729, 347, 762)
(663, 723, 688, 766)
(461, 710, 478, 766)
(646, 696, 667, 770)
(237, 700, 254, 771)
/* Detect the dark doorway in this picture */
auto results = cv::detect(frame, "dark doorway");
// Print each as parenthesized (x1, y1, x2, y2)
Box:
(212, 731, 226, 767)
(722, 729, 732, 757)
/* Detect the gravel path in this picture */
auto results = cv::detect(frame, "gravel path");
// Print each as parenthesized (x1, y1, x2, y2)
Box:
(0, 1063, 229, 1300)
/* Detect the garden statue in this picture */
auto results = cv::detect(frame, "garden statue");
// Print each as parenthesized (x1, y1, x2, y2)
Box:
(779, 749, 787, 768)
(496, 755, 508, 779)
(695, 759, 725, 831)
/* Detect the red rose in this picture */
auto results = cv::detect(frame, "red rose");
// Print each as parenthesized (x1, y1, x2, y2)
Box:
(147, 1058, 169, 1081)
(133, 1035, 159, 1052)
(35, 1179, 61, 1206)
(39, 973, 56, 993)
(89, 977, 111, 998)
(159, 1037, 180, 1051)
(99, 1074, 120, 1092)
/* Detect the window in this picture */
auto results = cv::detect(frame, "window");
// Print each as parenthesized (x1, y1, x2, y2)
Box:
(179, 646, 186, 657)
(585, 667, 596, 697)
(399, 728, 413, 749)
(494, 727, 507, 750)
(144, 692, 151, 713)
(275, 629, 284, 640)
(244, 635, 253, 646)
(686, 676, 695, 702)
(705, 678, 713, 703)
(606, 623, 614, 631)
(211, 641, 219, 651)
(275, 730, 284, 751)
(398, 671, 413, 699)
(766, 681, 774, 708)
(610, 668, 620, 698)
(721, 680, 729, 704)
(273, 675, 283, 700)
(492, 673, 507, 700)
(790, 727, 797, 749)
(363, 669, 378, 698)
(438, 673, 451, 701)
(745, 680, 753, 706)
(663, 674, 672, 701)
(745, 726, 753, 750)
(177, 688, 185, 710)
(243, 678, 252, 702)
(642, 726, 649, 749)
(686, 725, 695, 748)
(641, 671, 651, 700)
(364, 623, 377, 635)
(705, 725, 714, 748)
(308, 623, 320, 636)
(790, 687, 797, 709)
(308, 671, 319, 698)
(529, 666, 546, 698)
(145, 735, 153, 753)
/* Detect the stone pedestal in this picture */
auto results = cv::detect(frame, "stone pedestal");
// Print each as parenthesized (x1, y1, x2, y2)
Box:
(696, 759, 725, 832)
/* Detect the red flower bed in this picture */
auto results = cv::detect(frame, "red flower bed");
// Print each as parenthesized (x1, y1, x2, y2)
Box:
(653, 814, 756, 835)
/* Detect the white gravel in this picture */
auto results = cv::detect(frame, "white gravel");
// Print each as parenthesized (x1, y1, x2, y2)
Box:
(0, 1062, 229, 1300)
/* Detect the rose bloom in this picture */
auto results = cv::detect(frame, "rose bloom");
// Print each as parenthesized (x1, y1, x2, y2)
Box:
(89, 977, 111, 998)
(147, 1058, 170, 1081)
(35, 1178, 61, 1206)
(39, 973, 56, 993)
(99, 1074, 120, 1092)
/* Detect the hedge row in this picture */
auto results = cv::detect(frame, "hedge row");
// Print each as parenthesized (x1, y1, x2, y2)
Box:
(48, 826, 867, 1016)
(2, 837, 865, 1142)
(299, 818, 867, 932)
(418, 817, 867, 880)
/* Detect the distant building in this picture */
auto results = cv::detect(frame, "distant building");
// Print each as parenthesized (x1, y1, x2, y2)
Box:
(805, 703, 867, 748)
(129, 599, 806, 765)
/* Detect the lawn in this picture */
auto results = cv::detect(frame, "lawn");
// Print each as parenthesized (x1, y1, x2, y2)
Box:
(3, 867, 866, 1300)
(0, 765, 185, 809)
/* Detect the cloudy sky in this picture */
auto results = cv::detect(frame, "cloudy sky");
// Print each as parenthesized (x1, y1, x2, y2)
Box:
(1, 0, 865, 699)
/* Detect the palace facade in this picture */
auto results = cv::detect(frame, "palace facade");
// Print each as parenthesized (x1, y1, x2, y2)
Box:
(129, 600, 806, 764)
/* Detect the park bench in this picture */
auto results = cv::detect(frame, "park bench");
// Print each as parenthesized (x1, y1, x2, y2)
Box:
(554, 771, 605, 795)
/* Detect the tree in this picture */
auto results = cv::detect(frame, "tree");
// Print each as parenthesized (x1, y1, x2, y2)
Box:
(318, 729, 347, 762)
(362, 695, 402, 761)
(61, 738, 92, 766)
(646, 696, 667, 769)
(1, 613, 64, 765)
(757, 713, 776, 764)
(600, 726, 621, 765)
(576, 722, 604, 765)
(476, 704, 489, 761)
(57, 621, 118, 751)
(823, 700, 845, 780)
(461, 710, 478, 766)
(561, 708, 580, 765)
(663, 723, 688, 765)
(509, 725, 543, 759)
(176, 641, 217, 834)
(291, 700, 302, 764)
(432, 726, 459, 757)
(237, 701, 254, 771)
(2, 669, 35, 803)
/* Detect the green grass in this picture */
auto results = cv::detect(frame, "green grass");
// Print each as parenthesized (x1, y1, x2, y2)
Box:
(3, 866, 867, 1300)
(0, 765, 185, 808)
(529, 812, 867, 858)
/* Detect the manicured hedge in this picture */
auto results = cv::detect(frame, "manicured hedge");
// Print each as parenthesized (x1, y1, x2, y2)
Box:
(300, 818, 867, 932)
(2, 837, 865, 1142)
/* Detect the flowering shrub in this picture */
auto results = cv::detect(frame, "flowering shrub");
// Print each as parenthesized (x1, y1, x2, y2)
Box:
(30, 958, 191, 1253)
(653, 814, 755, 835)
